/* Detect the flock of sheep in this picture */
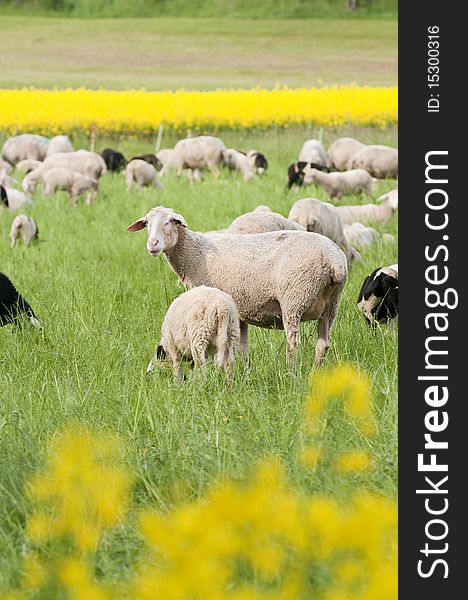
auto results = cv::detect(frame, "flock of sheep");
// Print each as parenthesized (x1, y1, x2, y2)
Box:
(1, 131, 398, 381)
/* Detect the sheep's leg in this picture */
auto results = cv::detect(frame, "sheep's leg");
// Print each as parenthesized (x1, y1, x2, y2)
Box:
(315, 315, 330, 366)
(239, 321, 249, 367)
(283, 314, 301, 367)
(223, 358, 234, 384)
(315, 284, 344, 366)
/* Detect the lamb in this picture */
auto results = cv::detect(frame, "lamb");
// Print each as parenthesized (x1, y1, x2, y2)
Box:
(0, 272, 41, 328)
(22, 151, 107, 194)
(336, 189, 398, 225)
(1, 134, 49, 164)
(147, 286, 240, 382)
(16, 159, 43, 174)
(9, 215, 39, 247)
(127, 206, 347, 366)
(327, 137, 365, 171)
(130, 154, 161, 170)
(125, 159, 164, 191)
(1, 186, 34, 211)
(41, 167, 99, 205)
(298, 139, 331, 169)
(350, 145, 398, 179)
(227, 210, 304, 235)
(302, 167, 377, 200)
(223, 149, 265, 181)
(357, 264, 398, 329)
(160, 136, 226, 178)
(101, 148, 127, 172)
(46, 135, 74, 157)
(343, 222, 395, 250)
(288, 198, 360, 268)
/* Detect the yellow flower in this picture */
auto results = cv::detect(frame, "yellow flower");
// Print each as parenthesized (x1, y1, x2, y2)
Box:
(334, 451, 373, 473)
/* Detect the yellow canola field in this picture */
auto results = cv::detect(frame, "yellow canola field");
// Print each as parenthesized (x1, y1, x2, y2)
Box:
(0, 86, 397, 135)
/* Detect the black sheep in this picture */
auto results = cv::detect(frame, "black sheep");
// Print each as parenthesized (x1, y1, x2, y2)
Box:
(287, 161, 330, 189)
(357, 265, 398, 327)
(100, 148, 127, 172)
(0, 272, 41, 328)
(130, 154, 162, 170)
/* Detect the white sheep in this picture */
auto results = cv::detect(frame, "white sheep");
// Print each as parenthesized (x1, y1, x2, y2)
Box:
(128, 206, 348, 367)
(41, 167, 99, 205)
(15, 159, 42, 174)
(22, 151, 107, 194)
(303, 167, 377, 200)
(336, 189, 398, 225)
(288, 197, 360, 267)
(227, 210, 304, 235)
(9, 215, 38, 247)
(1, 134, 49, 164)
(160, 136, 226, 178)
(1, 186, 34, 211)
(350, 145, 398, 179)
(298, 139, 331, 169)
(327, 137, 365, 171)
(343, 222, 395, 250)
(125, 159, 164, 191)
(45, 135, 74, 157)
(147, 286, 240, 382)
(223, 149, 257, 181)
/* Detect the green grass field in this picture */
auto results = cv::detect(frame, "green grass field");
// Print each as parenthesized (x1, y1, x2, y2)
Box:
(0, 16, 397, 89)
(0, 125, 397, 588)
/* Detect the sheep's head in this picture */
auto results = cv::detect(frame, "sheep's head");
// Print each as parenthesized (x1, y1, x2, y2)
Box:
(302, 166, 321, 186)
(127, 206, 187, 256)
(22, 171, 39, 194)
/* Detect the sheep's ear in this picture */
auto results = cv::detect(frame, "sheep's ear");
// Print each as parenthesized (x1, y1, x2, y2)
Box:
(170, 214, 187, 228)
(156, 345, 166, 359)
(294, 164, 299, 173)
(127, 218, 147, 232)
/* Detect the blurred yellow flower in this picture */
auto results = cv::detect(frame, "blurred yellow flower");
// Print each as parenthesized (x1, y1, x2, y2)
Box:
(0, 86, 397, 135)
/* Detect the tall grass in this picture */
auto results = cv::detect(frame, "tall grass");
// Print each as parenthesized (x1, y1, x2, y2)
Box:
(0, 126, 397, 589)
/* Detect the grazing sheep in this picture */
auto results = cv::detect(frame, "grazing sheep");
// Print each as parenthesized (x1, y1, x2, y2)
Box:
(0, 158, 13, 174)
(350, 145, 398, 179)
(16, 159, 42, 174)
(288, 198, 360, 268)
(46, 135, 74, 157)
(357, 264, 398, 328)
(0, 272, 41, 328)
(343, 223, 395, 250)
(127, 206, 347, 366)
(161, 136, 226, 178)
(147, 286, 240, 382)
(130, 154, 161, 170)
(125, 159, 164, 191)
(227, 210, 304, 235)
(22, 151, 107, 194)
(1, 186, 34, 211)
(223, 149, 258, 181)
(155, 149, 177, 175)
(298, 139, 331, 169)
(101, 148, 127, 172)
(9, 215, 38, 247)
(336, 189, 398, 225)
(287, 161, 329, 190)
(328, 137, 365, 171)
(1, 134, 49, 164)
(42, 167, 99, 205)
(302, 167, 377, 200)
